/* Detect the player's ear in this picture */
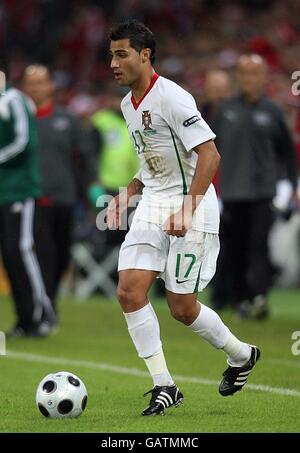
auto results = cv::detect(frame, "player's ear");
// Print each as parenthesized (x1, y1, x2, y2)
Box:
(141, 48, 151, 63)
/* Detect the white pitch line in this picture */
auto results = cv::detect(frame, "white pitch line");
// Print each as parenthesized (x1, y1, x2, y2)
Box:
(5, 350, 300, 398)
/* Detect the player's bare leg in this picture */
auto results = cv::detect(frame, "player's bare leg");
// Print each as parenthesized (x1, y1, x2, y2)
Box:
(117, 269, 183, 415)
(117, 269, 157, 313)
(166, 290, 260, 395)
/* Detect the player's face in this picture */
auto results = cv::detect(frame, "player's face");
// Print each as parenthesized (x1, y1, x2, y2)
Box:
(110, 39, 144, 87)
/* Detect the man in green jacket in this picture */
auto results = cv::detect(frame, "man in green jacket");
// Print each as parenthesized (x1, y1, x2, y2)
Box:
(0, 63, 55, 337)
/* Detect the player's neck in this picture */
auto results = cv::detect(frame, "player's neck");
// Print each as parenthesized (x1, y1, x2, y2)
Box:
(131, 68, 156, 103)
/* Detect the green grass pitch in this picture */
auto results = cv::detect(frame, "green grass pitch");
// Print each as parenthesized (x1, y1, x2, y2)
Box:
(0, 288, 299, 433)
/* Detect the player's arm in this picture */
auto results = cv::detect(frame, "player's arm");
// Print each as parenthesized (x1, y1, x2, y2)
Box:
(183, 139, 220, 214)
(106, 172, 144, 229)
(165, 140, 220, 237)
(162, 85, 219, 236)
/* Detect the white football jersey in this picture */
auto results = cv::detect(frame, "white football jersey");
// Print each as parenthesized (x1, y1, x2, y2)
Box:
(121, 74, 219, 233)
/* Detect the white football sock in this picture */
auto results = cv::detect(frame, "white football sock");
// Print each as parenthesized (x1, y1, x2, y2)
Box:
(188, 302, 251, 366)
(223, 332, 252, 367)
(144, 347, 174, 387)
(123, 302, 174, 386)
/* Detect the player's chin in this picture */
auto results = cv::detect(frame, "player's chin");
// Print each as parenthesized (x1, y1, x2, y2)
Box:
(115, 76, 127, 86)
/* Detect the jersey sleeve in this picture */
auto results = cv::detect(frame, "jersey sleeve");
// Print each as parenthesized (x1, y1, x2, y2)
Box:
(162, 86, 216, 152)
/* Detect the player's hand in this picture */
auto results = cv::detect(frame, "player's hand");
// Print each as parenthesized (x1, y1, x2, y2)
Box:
(163, 209, 193, 237)
(106, 193, 128, 230)
(106, 195, 121, 230)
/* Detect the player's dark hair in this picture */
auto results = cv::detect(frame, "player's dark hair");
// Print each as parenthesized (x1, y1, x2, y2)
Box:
(109, 20, 156, 64)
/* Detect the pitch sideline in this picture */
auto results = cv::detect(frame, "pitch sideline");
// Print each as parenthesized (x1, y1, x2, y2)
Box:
(5, 349, 300, 398)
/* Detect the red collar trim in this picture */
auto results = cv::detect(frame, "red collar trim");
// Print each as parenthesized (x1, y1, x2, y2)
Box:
(36, 103, 54, 118)
(131, 73, 159, 110)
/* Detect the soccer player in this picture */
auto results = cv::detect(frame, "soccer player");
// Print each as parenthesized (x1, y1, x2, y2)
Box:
(107, 20, 260, 416)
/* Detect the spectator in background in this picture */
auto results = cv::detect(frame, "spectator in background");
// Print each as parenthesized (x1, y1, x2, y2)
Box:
(91, 86, 140, 196)
(201, 69, 232, 125)
(91, 87, 139, 250)
(200, 70, 233, 311)
(213, 54, 300, 319)
(22, 64, 100, 317)
(201, 69, 232, 192)
(0, 60, 55, 337)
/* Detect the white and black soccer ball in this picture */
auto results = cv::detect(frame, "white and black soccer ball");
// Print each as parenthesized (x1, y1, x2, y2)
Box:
(36, 371, 88, 418)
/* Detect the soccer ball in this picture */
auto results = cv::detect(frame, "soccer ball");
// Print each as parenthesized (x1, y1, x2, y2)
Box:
(36, 371, 88, 418)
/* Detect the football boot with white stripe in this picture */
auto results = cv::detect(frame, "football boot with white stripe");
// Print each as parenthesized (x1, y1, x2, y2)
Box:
(142, 384, 183, 416)
(219, 346, 261, 396)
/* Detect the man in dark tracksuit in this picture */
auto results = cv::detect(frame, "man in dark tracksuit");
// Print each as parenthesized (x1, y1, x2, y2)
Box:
(213, 54, 299, 318)
(22, 65, 98, 311)
(0, 81, 55, 337)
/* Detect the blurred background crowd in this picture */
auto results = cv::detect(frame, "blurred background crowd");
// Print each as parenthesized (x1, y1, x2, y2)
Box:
(0, 0, 300, 334)
(1, 0, 300, 136)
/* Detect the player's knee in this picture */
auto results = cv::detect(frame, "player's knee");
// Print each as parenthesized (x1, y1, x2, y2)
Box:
(167, 292, 198, 325)
(116, 285, 144, 311)
(116, 285, 129, 304)
(170, 306, 194, 325)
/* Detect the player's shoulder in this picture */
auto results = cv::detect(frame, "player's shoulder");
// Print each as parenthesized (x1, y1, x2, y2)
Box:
(157, 76, 194, 101)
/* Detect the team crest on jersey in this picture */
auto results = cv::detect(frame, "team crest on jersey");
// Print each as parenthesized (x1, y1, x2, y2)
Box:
(142, 110, 156, 135)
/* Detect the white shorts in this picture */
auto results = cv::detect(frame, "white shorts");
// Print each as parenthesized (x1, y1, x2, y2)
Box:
(118, 218, 220, 294)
